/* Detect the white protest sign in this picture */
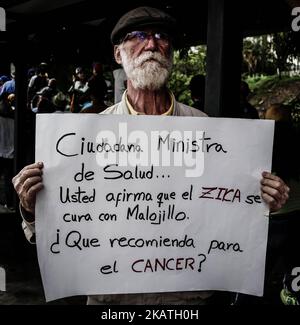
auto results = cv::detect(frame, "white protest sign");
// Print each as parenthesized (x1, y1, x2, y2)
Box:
(35, 114, 274, 302)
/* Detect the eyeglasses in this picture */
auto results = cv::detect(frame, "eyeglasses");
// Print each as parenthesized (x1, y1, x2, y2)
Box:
(122, 31, 170, 44)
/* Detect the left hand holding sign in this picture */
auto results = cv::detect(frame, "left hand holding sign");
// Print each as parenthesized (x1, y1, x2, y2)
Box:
(260, 171, 290, 212)
(12, 162, 44, 216)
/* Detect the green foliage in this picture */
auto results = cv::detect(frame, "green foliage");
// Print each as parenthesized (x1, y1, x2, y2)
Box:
(242, 35, 275, 76)
(247, 75, 300, 94)
(242, 32, 300, 78)
(168, 46, 206, 105)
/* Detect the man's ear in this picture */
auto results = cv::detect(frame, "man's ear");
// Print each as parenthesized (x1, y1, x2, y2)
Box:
(114, 45, 122, 65)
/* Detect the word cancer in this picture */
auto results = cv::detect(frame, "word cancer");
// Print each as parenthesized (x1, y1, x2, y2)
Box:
(131, 257, 196, 273)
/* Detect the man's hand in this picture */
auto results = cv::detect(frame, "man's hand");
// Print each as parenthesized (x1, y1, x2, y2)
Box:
(261, 171, 290, 212)
(12, 162, 44, 215)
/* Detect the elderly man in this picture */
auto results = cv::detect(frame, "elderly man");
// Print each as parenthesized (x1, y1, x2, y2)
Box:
(13, 7, 289, 304)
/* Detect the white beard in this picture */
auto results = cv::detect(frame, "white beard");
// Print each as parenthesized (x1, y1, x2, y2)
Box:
(120, 47, 173, 90)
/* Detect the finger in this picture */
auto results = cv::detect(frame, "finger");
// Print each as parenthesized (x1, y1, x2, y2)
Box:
(22, 176, 43, 193)
(260, 178, 286, 195)
(261, 192, 281, 211)
(261, 181, 290, 202)
(285, 185, 290, 194)
(261, 184, 282, 201)
(15, 162, 43, 183)
(26, 183, 44, 203)
(261, 171, 282, 182)
(261, 189, 289, 212)
(13, 171, 41, 194)
(16, 168, 43, 189)
(21, 162, 44, 172)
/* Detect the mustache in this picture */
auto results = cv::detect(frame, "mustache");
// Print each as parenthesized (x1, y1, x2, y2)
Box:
(133, 51, 171, 69)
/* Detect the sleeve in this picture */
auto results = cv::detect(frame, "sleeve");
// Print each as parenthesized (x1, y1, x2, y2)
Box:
(19, 204, 36, 244)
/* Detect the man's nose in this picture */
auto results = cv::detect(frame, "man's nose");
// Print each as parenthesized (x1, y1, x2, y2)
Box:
(143, 35, 158, 51)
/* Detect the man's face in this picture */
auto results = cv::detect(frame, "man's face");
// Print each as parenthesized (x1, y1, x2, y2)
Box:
(115, 28, 173, 90)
